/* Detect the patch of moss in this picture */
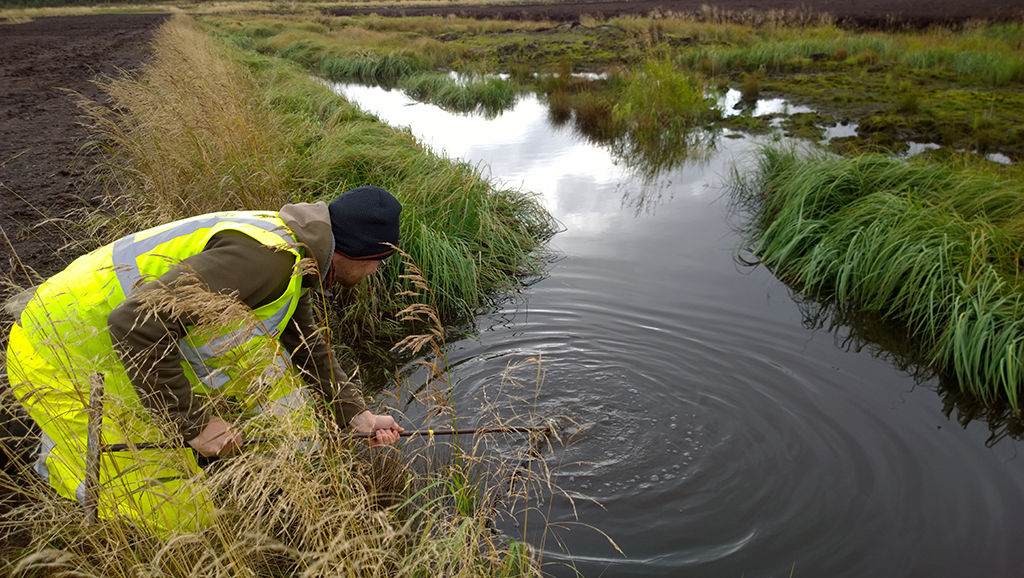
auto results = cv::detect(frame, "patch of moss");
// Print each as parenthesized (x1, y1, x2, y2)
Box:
(718, 113, 774, 135)
(780, 112, 834, 140)
(763, 66, 1024, 159)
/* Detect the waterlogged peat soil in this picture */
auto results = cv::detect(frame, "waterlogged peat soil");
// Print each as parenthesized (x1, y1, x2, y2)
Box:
(0, 13, 169, 283)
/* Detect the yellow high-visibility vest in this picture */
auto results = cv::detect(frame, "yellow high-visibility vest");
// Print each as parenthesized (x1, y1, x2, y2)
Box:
(6, 211, 310, 534)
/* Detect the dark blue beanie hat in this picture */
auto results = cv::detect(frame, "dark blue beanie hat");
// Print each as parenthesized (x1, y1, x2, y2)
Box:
(328, 186, 402, 259)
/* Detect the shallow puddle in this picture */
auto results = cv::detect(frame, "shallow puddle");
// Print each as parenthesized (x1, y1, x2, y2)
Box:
(334, 82, 1024, 578)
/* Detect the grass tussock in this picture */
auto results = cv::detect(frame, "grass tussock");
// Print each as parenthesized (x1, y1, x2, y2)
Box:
(739, 73, 761, 102)
(78, 16, 292, 232)
(733, 147, 1024, 412)
(81, 14, 556, 348)
(612, 59, 721, 139)
(399, 73, 518, 118)
(533, 62, 719, 178)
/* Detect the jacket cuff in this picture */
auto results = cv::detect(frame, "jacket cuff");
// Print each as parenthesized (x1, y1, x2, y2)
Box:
(338, 400, 368, 429)
(178, 408, 209, 442)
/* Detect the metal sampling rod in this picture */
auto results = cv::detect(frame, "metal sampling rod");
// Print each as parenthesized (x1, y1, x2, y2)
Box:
(99, 426, 547, 453)
(80, 369, 550, 525)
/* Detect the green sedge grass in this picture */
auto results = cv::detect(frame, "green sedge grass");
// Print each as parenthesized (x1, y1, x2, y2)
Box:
(398, 73, 518, 117)
(733, 146, 1024, 413)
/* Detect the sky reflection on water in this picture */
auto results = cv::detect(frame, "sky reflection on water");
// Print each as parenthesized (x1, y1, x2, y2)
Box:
(333, 82, 1024, 578)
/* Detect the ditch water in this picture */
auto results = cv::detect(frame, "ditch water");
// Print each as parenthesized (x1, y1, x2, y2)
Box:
(333, 84, 1024, 577)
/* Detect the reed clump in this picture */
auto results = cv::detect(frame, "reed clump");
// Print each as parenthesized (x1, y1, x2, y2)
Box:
(733, 147, 1024, 412)
(612, 59, 721, 139)
(533, 62, 718, 178)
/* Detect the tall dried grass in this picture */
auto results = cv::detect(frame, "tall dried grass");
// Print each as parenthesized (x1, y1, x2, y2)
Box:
(0, 404, 553, 577)
(79, 16, 293, 238)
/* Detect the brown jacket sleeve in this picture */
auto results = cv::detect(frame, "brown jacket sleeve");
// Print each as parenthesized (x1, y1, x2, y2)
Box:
(278, 294, 367, 428)
(108, 232, 349, 440)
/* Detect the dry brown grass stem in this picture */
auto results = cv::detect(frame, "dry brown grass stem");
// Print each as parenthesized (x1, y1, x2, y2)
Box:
(132, 271, 253, 332)
(388, 245, 455, 419)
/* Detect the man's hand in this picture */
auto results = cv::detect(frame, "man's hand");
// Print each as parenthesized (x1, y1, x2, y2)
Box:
(348, 410, 404, 447)
(187, 416, 243, 457)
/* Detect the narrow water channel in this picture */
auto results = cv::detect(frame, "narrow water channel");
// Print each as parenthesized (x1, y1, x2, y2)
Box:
(334, 84, 1024, 577)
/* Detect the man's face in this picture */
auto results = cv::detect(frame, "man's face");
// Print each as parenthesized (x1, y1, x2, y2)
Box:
(326, 251, 380, 288)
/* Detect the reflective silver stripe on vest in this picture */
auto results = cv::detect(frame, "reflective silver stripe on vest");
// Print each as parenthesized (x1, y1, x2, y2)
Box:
(34, 432, 90, 506)
(36, 433, 92, 507)
(111, 214, 294, 297)
(110, 213, 298, 391)
(180, 341, 232, 390)
(178, 290, 294, 390)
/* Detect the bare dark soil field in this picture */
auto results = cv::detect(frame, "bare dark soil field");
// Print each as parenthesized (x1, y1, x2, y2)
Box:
(0, 13, 169, 281)
(0, 14, 170, 549)
(0, 1, 1020, 280)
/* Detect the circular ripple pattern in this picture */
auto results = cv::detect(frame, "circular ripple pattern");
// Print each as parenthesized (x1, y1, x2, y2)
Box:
(413, 255, 1024, 577)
